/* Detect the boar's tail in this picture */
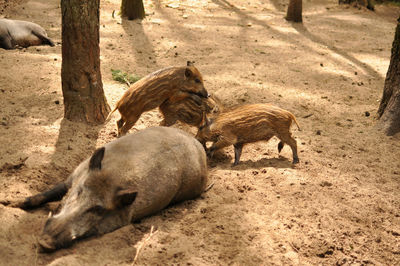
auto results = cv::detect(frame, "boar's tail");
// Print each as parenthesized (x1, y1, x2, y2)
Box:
(105, 106, 118, 123)
(290, 113, 301, 131)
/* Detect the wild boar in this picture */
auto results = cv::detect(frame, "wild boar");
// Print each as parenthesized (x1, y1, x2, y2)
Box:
(12, 127, 208, 251)
(195, 103, 301, 165)
(107, 62, 209, 136)
(0, 18, 54, 49)
(159, 94, 222, 127)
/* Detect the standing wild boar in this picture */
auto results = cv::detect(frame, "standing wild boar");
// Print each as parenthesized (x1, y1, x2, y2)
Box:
(12, 127, 208, 251)
(196, 103, 301, 165)
(159, 94, 222, 127)
(107, 62, 209, 136)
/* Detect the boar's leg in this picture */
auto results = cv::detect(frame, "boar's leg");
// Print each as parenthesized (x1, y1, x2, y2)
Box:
(0, 35, 13, 49)
(278, 133, 299, 164)
(233, 143, 243, 165)
(13, 182, 68, 209)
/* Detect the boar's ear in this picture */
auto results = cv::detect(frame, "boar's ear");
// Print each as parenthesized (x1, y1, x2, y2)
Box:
(89, 147, 105, 171)
(185, 67, 193, 78)
(115, 188, 137, 207)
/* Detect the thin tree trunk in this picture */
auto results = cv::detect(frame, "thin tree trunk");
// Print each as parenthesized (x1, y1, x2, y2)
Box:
(61, 0, 110, 124)
(377, 17, 400, 136)
(286, 0, 302, 23)
(121, 0, 145, 20)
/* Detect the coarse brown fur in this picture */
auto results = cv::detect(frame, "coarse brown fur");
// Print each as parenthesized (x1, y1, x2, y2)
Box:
(196, 103, 301, 165)
(0, 19, 55, 49)
(107, 64, 208, 136)
(12, 127, 208, 251)
(159, 94, 223, 127)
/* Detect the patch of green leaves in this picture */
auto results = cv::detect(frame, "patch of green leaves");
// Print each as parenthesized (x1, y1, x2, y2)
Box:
(111, 69, 141, 86)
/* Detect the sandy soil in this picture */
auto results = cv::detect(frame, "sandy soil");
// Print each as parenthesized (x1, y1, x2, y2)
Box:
(0, 0, 399, 265)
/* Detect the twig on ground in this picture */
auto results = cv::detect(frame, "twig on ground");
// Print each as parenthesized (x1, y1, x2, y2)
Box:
(204, 182, 214, 192)
(289, 241, 299, 253)
(132, 225, 158, 264)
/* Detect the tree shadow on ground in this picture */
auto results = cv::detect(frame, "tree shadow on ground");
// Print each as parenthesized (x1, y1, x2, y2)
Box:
(48, 119, 103, 183)
(290, 22, 382, 79)
(120, 18, 160, 70)
(208, 154, 294, 170)
(212, 0, 383, 80)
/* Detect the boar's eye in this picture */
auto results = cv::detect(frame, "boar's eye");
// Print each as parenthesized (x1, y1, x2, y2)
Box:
(88, 205, 106, 215)
(195, 78, 201, 84)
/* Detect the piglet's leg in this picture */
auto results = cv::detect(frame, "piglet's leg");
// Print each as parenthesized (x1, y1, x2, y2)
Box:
(118, 115, 140, 137)
(278, 133, 299, 164)
(10, 183, 68, 210)
(233, 143, 244, 166)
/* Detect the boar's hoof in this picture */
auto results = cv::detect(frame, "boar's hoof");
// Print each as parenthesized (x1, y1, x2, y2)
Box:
(292, 158, 299, 164)
(38, 234, 57, 252)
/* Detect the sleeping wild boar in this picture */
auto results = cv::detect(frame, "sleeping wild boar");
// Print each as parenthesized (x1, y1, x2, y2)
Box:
(159, 94, 222, 127)
(12, 127, 208, 251)
(107, 62, 209, 136)
(196, 103, 301, 165)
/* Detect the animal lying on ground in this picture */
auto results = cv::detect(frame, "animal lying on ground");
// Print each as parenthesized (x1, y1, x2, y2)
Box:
(159, 94, 222, 127)
(195, 103, 301, 165)
(107, 62, 209, 136)
(10, 127, 208, 251)
(0, 18, 54, 49)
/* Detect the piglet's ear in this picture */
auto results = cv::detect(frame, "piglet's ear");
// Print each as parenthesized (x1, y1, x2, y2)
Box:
(115, 189, 137, 207)
(185, 67, 193, 78)
(187, 61, 195, 66)
(89, 147, 105, 170)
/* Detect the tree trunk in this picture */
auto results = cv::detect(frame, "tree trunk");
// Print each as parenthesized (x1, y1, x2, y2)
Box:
(61, 0, 110, 124)
(121, 0, 145, 20)
(286, 0, 302, 23)
(377, 17, 400, 136)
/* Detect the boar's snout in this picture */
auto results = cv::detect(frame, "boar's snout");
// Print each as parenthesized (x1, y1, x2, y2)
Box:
(38, 233, 57, 252)
(38, 232, 73, 252)
(38, 218, 74, 252)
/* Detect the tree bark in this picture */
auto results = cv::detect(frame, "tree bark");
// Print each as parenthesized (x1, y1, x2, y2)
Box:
(121, 0, 145, 20)
(61, 0, 110, 124)
(377, 17, 400, 136)
(286, 0, 302, 23)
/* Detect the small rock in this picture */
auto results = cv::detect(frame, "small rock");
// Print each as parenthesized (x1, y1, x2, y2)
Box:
(316, 130, 322, 135)
(55, 100, 60, 105)
(365, 111, 370, 117)
(320, 181, 332, 187)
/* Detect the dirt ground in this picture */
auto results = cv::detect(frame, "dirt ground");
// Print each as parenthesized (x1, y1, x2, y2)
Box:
(0, 0, 399, 265)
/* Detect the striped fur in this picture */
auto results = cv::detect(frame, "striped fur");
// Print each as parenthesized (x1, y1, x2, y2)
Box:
(159, 94, 222, 127)
(107, 65, 208, 136)
(196, 103, 301, 165)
